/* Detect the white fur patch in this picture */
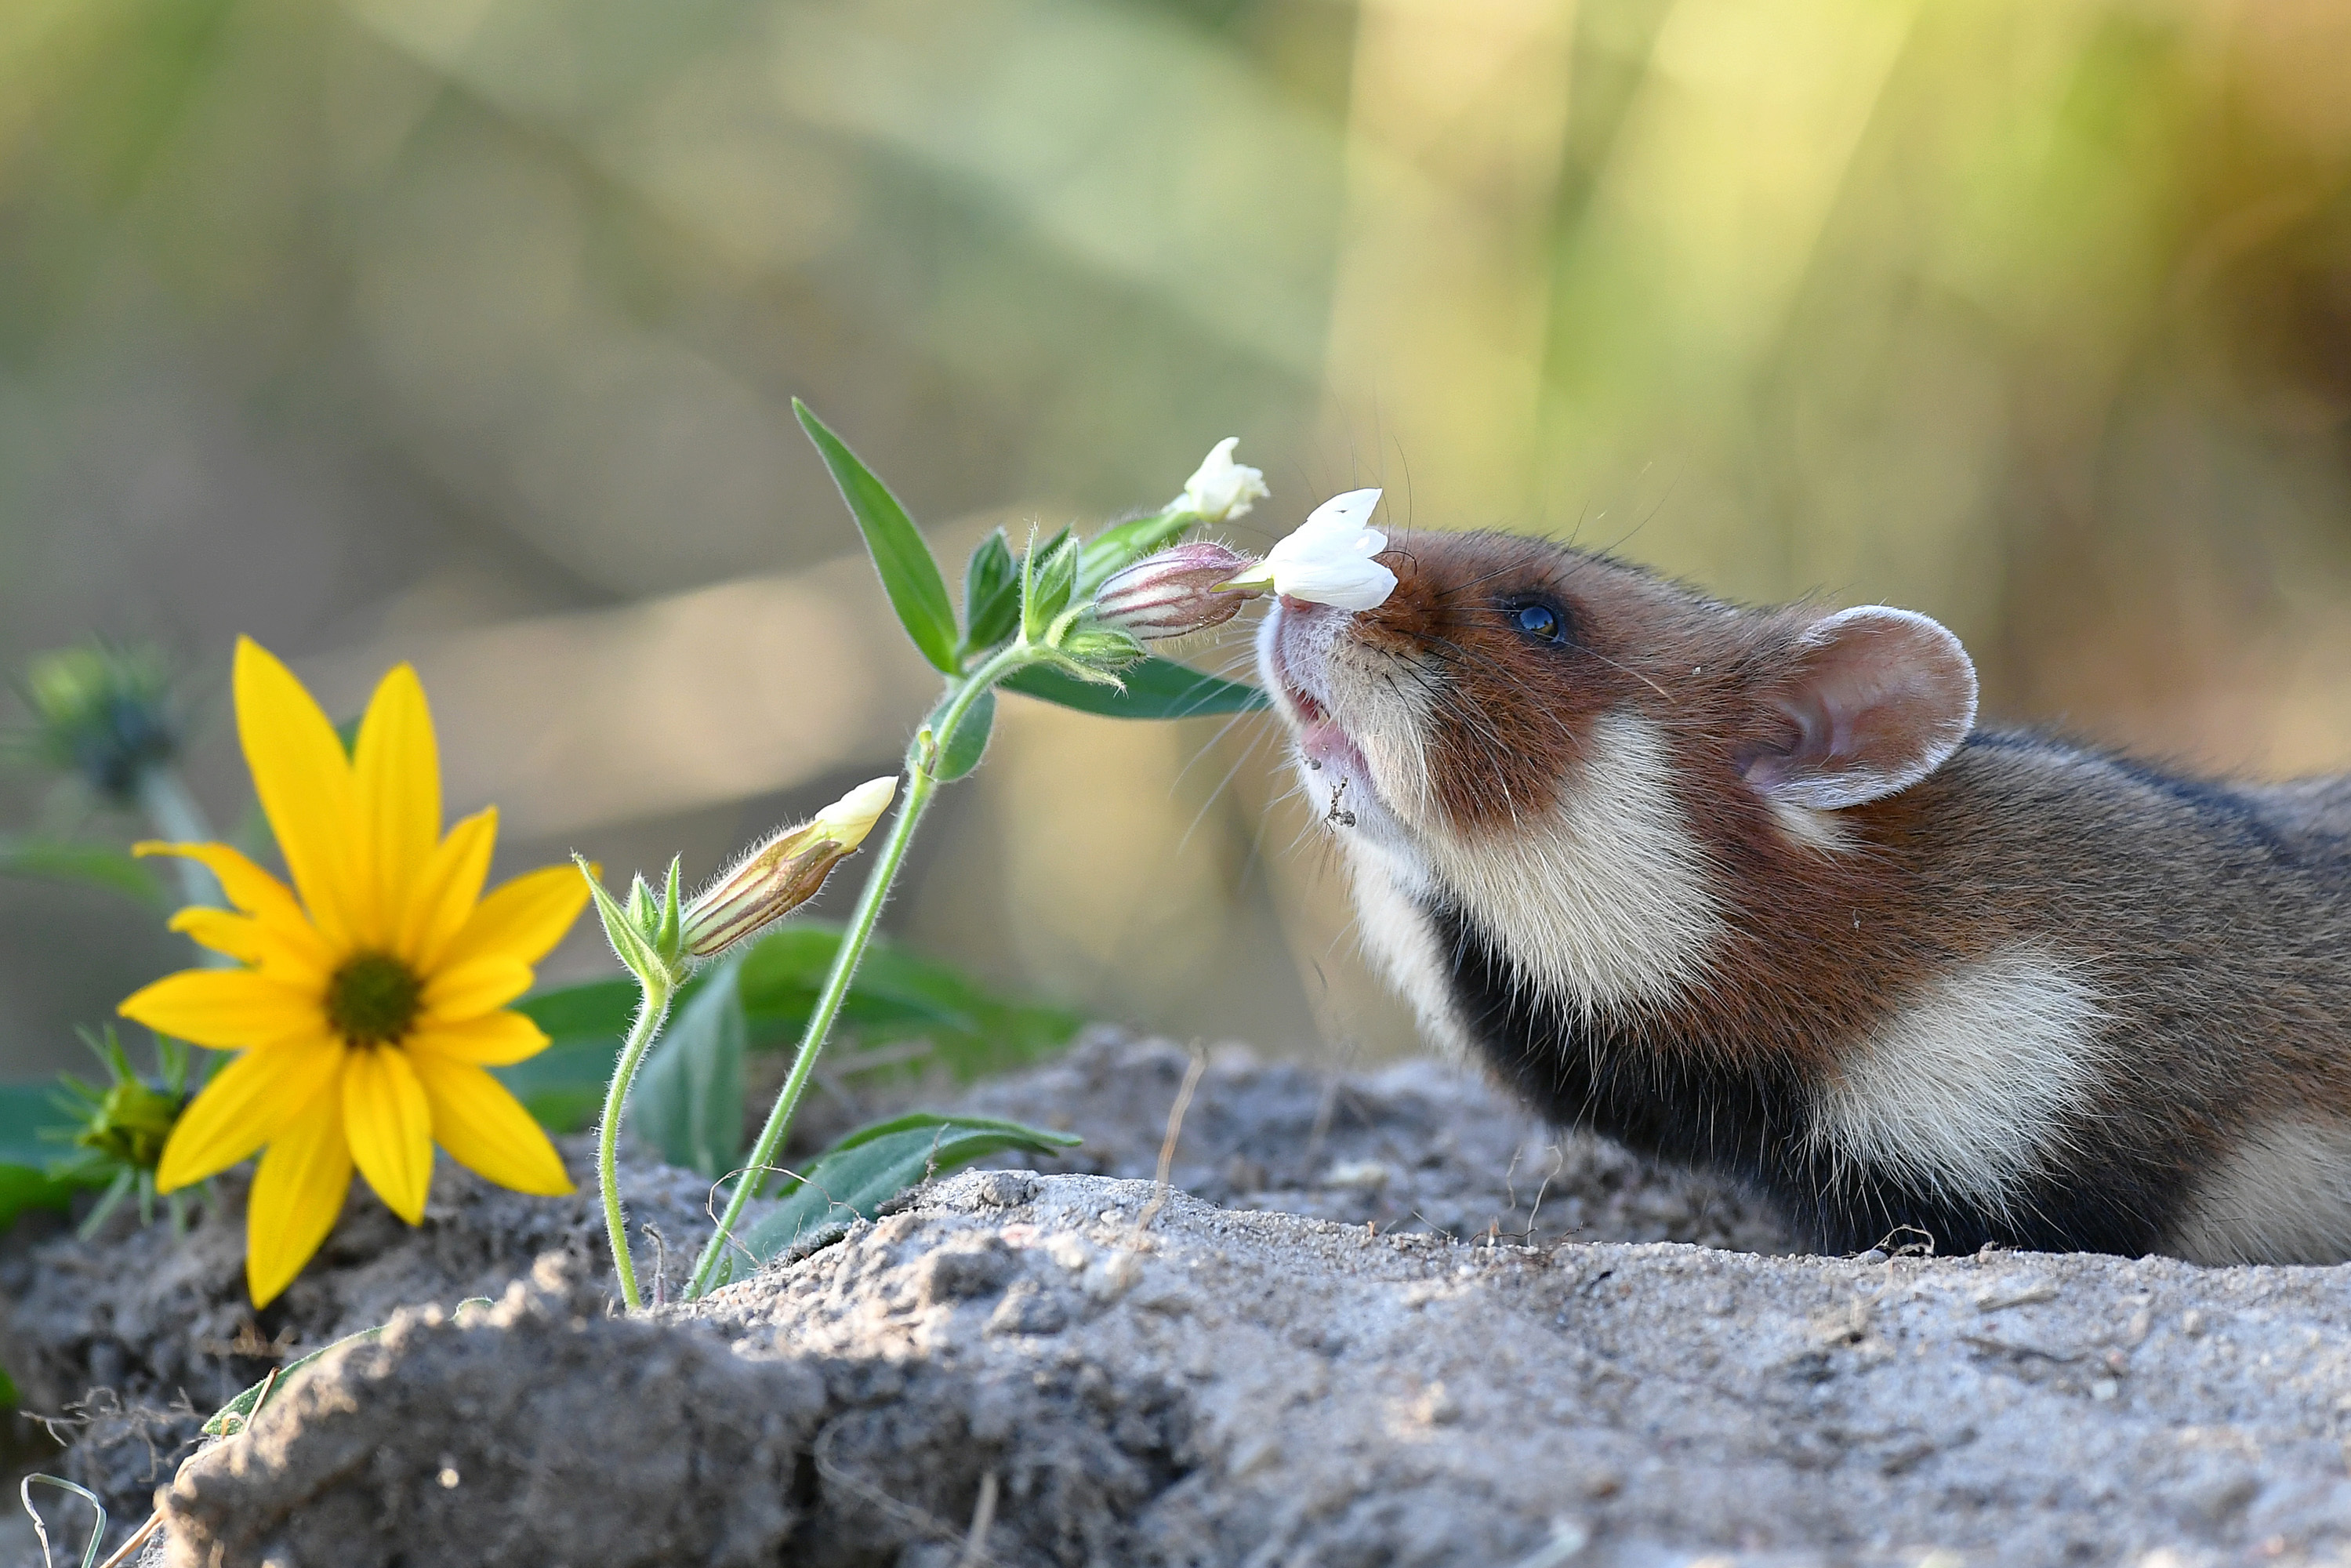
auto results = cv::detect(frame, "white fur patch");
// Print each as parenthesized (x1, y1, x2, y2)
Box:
(1323, 641, 1439, 821)
(1805, 946, 2106, 1216)
(1341, 837, 1474, 1060)
(2169, 1121, 2351, 1265)
(1417, 712, 1724, 1017)
(1769, 800, 1853, 856)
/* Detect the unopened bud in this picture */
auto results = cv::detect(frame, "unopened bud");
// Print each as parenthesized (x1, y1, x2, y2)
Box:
(1091, 542, 1262, 641)
(1172, 437, 1271, 525)
(679, 776, 898, 958)
(20, 643, 179, 803)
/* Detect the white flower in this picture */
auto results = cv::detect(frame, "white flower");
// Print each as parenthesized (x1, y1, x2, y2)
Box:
(1224, 488, 1397, 612)
(1174, 437, 1271, 524)
(811, 775, 898, 847)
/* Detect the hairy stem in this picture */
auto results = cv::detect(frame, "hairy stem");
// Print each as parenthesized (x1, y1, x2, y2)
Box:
(684, 641, 1036, 1299)
(598, 978, 673, 1311)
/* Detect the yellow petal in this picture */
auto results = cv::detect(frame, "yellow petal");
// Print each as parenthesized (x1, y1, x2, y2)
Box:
(168, 907, 266, 964)
(119, 968, 320, 1051)
(245, 1084, 354, 1308)
(134, 841, 307, 930)
(441, 864, 590, 971)
(407, 1009, 551, 1067)
(343, 1047, 435, 1224)
(156, 1036, 344, 1191)
(234, 639, 361, 947)
(353, 664, 441, 940)
(397, 808, 497, 973)
(166, 908, 332, 985)
(409, 1052, 573, 1196)
(419, 954, 534, 1024)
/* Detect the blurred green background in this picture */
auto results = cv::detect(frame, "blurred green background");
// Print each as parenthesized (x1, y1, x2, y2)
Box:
(2, 0, 2349, 1080)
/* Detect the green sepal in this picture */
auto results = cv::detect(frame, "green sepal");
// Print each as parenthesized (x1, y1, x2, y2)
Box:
(1054, 622, 1145, 672)
(962, 530, 1021, 652)
(1021, 528, 1078, 644)
(575, 856, 670, 995)
(1076, 506, 1193, 596)
(653, 857, 684, 971)
(795, 401, 960, 673)
(1000, 658, 1272, 719)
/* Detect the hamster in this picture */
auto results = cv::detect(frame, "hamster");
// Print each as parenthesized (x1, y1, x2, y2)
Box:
(1258, 528, 2351, 1264)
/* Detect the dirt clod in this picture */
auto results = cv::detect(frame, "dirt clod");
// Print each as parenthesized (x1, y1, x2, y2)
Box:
(14, 1035, 2351, 1566)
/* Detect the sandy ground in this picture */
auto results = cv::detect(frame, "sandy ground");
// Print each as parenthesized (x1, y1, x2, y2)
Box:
(10, 1035, 2351, 1566)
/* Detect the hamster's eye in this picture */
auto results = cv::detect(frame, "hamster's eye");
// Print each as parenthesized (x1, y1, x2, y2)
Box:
(1508, 601, 1565, 644)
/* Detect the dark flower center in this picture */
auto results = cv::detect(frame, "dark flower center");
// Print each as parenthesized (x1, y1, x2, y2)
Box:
(327, 951, 422, 1047)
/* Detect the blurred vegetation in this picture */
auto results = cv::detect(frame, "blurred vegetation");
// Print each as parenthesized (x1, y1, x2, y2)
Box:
(2, 0, 2348, 1077)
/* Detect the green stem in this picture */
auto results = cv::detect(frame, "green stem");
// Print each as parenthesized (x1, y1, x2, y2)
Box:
(135, 766, 224, 902)
(597, 978, 673, 1312)
(684, 641, 1036, 1299)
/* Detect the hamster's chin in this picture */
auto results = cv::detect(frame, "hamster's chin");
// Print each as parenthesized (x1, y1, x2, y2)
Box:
(1287, 723, 1409, 844)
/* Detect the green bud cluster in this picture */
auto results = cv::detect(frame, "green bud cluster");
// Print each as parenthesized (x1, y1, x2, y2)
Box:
(15, 643, 180, 804)
(578, 855, 687, 998)
(49, 1026, 197, 1237)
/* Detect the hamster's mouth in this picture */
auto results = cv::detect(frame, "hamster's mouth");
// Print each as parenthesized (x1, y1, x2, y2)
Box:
(1265, 647, 1373, 784)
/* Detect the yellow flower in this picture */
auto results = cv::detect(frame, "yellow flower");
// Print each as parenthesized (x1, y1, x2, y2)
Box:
(121, 638, 586, 1305)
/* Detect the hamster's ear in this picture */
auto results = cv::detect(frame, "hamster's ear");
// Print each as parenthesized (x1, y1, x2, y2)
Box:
(1740, 606, 1977, 811)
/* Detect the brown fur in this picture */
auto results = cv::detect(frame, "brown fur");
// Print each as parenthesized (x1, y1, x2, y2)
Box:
(1264, 528, 2351, 1260)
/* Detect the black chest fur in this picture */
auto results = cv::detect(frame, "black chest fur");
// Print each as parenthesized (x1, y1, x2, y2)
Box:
(1423, 899, 2176, 1257)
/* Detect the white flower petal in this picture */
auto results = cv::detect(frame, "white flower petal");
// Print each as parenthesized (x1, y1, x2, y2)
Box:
(1175, 437, 1271, 524)
(1297, 488, 1383, 539)
(1257, 487, 1396, 610)
(1277, 556, 1399, 612)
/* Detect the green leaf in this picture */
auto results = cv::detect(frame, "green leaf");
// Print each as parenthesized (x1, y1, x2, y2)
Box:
(1002, 658, 1272, 720)
(795, 399, 958, 673)
(497, 978, 641, 1132)
(0, 839, 163, 906)
(492, 1039, 622, 1135)
(1076, 506, 1191, 595)
(513, 978, 640, 1046)
(733, 923, 1082, 1079)
(1021, 528, 1077, 643)
(935, 688, 995, 782)
(503, 927, 1082, 1131)
(0, 1163, 82, 1235)
(716, 1113, 1079, 1281)
(0, 1081, 101, 1233)
(632, 960, 746, 1178)
(962, 529, 1021, 651)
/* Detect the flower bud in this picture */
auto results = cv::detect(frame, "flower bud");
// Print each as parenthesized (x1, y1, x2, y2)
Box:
(1172, 437, 1271, 524)
(1090, 541, 1262, 641)
(20, 643, 179, 804)
(679, 775, 898, 958)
